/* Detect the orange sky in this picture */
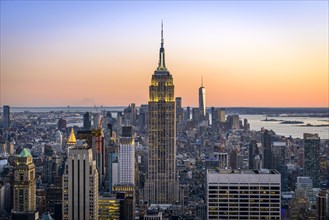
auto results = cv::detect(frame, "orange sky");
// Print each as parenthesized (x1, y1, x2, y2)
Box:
(1, 1, 328, 107)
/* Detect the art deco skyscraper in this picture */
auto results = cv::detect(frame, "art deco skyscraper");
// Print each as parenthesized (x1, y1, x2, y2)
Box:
(12, 148, 38, 219)
(145, 23, 178, 204)
(62, 141, 99, 220)
(199, 78, 206, 117)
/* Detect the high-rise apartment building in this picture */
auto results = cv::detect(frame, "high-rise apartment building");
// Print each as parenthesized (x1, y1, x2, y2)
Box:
(316, 189, 328, 220)
(207, 169, 281, 219)
(62, 141, 99, 220)
(199, 78, 206, 117)
(144, 23, 178, 204)
(57, 118, 67, 131)
(2, 105, 10, 129)
(261, 129, 273, 169)
(218, 108, 225, 123)
(272, 141, 288, 191)
(138, 104, 149, 129)
(92, 132, 106, 187)
(303, 133, 320, 187)
(175, 97, 183, 125)
(12, 148, 38, 219)
(192, 107, 200, 123)
(119, 126, 135, 184)
(108, 150, 119, 193)
(83, 112, 91, 131)
(185, 106, 191, 121)
(249, 140, 260, 169)
(227, 115, 240, 130)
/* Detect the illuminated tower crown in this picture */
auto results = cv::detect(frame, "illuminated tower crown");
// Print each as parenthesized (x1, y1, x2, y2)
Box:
(145, 22, 179, 204)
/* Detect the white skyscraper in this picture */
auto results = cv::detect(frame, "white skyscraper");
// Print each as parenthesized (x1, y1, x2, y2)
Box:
(207, 169, 281, 219)
(62, 140, 98, 220)
(119, 126, 135, 184)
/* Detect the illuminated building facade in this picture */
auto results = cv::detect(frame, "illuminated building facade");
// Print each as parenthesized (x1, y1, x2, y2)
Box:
(98, 195, 120, 220)
(119, 126, 135, 184)
(144, 23, 178, 204)
(113, 185, 135, 220)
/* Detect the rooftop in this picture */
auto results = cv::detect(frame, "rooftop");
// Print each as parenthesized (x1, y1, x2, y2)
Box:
(207, 169, 280, 175)
(67, 128, 76, 144)
(19, 148, 32, 157)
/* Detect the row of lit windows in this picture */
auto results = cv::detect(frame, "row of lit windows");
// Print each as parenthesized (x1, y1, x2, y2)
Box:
(209, 207, 280, 211)
(209, 203, 280, 207)
(209, 190, 280, 194)
(209, 185, 280, 190)
(209, 212, 280, 216)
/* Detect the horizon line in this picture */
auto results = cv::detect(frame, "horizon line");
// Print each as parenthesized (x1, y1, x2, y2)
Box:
(2, 105, 329, 109)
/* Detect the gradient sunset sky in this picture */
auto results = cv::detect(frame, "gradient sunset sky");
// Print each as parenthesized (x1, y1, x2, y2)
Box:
(1, 1, 328, 107)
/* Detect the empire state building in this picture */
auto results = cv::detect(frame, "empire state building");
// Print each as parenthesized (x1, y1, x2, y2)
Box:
(144, 23, 179, 204)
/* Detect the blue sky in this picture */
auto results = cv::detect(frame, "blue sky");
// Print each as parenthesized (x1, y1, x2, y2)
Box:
(1, 1, 328, 107)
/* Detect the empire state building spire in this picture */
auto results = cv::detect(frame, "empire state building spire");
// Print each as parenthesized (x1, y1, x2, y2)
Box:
(145, 24, 178, 204)
(157, 21, 166, 70)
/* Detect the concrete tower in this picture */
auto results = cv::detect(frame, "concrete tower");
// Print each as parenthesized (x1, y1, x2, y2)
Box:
(145, 22, 178, 204)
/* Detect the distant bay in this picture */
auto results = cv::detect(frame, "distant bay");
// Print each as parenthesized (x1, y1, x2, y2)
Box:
(240, 114, 329, 140)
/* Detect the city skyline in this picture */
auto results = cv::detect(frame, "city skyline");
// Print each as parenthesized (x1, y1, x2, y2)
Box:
(1, 1, 328, 107)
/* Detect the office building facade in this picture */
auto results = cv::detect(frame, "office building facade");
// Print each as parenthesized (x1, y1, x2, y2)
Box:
(62, 141, 99, 220)
(207, 169, 281, 219)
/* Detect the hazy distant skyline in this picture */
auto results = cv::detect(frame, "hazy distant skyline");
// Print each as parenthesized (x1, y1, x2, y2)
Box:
(1, 1, 328, 107)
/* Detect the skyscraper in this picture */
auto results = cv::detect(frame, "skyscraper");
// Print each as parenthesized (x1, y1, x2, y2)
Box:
(62, 141, 99, 220)
(261, 129, 273, 169)
(316, 189, 328, 219)
(199, 78, 206, 117)
(218, 108, 225, 123)
(119, 126, 135, 184)
(3, 105, 10, 129)
(207, 169, 281, 219)
(175, 97, 183, 125)
(304, 133, 321, 187)
(12, 148, 38, 219)
(144, 23, 178, 204)
(83, 112, 91, 131)
(248, 140, 260, 169)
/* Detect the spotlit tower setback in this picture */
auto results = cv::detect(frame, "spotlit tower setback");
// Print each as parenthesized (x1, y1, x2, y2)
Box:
(144, 23, 179, 204)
